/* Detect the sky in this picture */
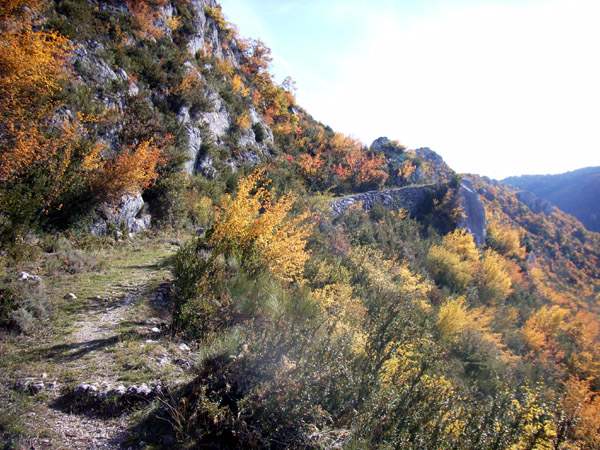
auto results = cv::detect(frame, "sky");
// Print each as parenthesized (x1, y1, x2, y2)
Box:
(218, 0, 600, 179)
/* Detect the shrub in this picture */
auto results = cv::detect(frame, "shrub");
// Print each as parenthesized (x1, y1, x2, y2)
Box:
(0, 277, 50, 334)
(427, 230, 480, 292)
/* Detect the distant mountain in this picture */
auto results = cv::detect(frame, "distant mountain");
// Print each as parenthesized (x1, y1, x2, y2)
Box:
(503, 167, 600, 233)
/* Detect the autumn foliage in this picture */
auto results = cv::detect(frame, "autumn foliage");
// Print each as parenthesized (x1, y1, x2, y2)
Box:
(0, 0, 71, 183)
(210, 169, 313, 282)
(0, 0, 169, 232)
(2, 1, 600, 447)
(91, 139, 165, 202)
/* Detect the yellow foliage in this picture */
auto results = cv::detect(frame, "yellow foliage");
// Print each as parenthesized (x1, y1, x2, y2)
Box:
(428, 230, 480, 292)
(236, 110, 252, 129)
(210, 169, 313, 282)
(522, 305, 569, 354)
(534, 305, 569, 336)
(232, 74, 250, 96)
(166, 15, 180, 32)
(214, 58, 234, 78)
(437, 296, 505, 352)
(379, 341, 423, 387)
(480, 249, 513, 304)
(398, 160, 417, 181)
(330, 133, 362, 156)
(506, 387, 558, 450)
(311, 282, 367, 355)
(444, 229, 480, 261)
(488, 221, 526, 259)
(185, 193, 213, 227)
(522, 317, 547, 352)
(437, 296, 471, 339)
(396, 207, 409, 221)
(380, 339, 456, 406)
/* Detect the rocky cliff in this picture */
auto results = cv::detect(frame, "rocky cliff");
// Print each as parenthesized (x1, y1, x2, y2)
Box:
(330, 185, 434, 217)
(53, 0, 280, 234)
(330, 177, 487, 246)
(515, 190, 554, 215)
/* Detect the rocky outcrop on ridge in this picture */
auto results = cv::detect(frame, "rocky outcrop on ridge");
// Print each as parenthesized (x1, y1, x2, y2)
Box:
(330, 185, 434, 217)
(457, 178, 487, 246)
(515, 190, 553, 215)
(330, 177, 487, 246)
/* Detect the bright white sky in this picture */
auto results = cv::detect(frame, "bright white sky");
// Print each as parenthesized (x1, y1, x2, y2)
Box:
(218, 0, 600, 179)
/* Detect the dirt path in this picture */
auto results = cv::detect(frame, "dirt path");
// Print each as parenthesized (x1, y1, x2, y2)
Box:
(30, 289, 146, 450)
(1, 238, 189, 449)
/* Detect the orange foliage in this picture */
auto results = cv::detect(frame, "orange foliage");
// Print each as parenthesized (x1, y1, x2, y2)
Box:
(329, 134, 388, 186)
(241, 39, 272, 77)
(0, 0, 71, 182)
(92, 139, 165, 201)
(297, 153, 324, 178)
(127, 0, 167, 40)
(175, 67, 204, 95)
(561, 376, 600, 450)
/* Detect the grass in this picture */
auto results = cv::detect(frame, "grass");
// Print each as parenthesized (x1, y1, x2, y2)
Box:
(0, 230, 197, 447)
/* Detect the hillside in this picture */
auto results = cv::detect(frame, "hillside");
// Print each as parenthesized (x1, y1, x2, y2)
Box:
(1, 1, 600, 449)
(503, 167, 600, 233)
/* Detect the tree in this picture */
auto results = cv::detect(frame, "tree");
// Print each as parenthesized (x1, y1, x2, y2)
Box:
(0, 0, 109, 230)
(559, 375, 600, 450)
(0, 0, 71, 183)
(480, 248, 513, 304)
(91, 139, 165, 202)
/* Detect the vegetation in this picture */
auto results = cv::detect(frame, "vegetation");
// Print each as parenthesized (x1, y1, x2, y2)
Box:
(504, 167, 600, 233)
(0, 0, 599, 449)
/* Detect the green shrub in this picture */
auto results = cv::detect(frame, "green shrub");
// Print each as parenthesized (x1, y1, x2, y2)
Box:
(0, 278, 51, 334)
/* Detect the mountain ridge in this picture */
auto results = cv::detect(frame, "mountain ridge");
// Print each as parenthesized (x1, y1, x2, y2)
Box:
(503, 166, 600, 233)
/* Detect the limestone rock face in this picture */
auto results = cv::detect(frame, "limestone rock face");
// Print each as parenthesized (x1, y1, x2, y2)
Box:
(330, 185, 434, 217)
(184, 124, 204, 175)
(90, 193, 151, 236)
(188, 0, 229, 61)
(199, 91, 231, 145)
(330, 177, 488, 247)
(515, 191, 553, 215)
(457, 178, 487, 247)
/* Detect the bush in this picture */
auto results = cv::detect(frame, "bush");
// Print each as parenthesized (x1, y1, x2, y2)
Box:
(0, 278, 51, 334)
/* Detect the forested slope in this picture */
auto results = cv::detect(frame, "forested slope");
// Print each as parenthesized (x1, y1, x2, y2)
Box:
(504, 167, 600, 233)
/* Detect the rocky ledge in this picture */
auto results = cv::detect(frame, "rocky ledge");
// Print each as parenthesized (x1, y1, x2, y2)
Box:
(330, 177, 487, 246)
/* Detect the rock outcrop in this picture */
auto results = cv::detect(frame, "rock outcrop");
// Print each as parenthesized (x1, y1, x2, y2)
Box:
(457, 178, 487, 247)
(330, 185, 433, 217)
(515, 191, 553, 215)
(330, 177, 487, 246)
(90, 193, 151, 236)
